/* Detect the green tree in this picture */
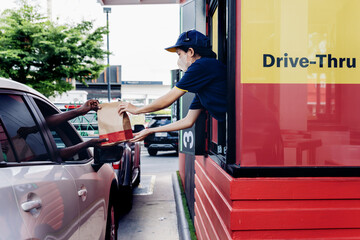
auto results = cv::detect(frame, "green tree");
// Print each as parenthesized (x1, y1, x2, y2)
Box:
(0, 0, 108, 97)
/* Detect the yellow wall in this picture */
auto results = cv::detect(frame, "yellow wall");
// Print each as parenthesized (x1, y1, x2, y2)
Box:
(241, 0, 360, 84)
(212, 8, 218, 56)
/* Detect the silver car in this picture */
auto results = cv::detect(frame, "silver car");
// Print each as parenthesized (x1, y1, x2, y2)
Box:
(0, 78, 121, 240)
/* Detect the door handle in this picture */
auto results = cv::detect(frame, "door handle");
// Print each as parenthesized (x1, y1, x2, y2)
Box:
(78, 187, 88, 202)
(78, 189, 87, 197)
(21, 199, 42, 212)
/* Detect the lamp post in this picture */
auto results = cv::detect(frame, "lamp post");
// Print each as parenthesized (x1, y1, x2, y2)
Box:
(47, 0, 52, 20)
(103, 7, 111, 102)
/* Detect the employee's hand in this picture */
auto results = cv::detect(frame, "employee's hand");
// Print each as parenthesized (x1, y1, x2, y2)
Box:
(130, 129, 152, 142)
(79, 99, 101, 114)
(118, 102, 139, 115)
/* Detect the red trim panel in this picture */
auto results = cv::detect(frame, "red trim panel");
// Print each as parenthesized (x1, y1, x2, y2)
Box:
(195, 161, 232, 226)
(194, 202, 212, 240)
(195, 175, 232, 239)
(230, 177, 360, 200)
(194, 156, 360, 239)
(178, 153, 186, 186)
(232, 229, 360, 240)
(194, 188, 222, 240)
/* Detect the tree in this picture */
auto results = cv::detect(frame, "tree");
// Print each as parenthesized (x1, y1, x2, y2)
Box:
(0, 0, 108, 97)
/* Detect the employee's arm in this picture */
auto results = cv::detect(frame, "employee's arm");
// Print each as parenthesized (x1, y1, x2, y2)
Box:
(118, 87, 186, 115)
(130, 109, 202, 142)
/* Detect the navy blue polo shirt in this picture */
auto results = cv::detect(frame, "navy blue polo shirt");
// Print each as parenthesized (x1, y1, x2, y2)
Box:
(175, 57, 227, 121)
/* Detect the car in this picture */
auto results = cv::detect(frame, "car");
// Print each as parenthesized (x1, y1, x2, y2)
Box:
(0, 78, 127, 240)
(144, 115, 179, 156)
(111, 141, 141, 213)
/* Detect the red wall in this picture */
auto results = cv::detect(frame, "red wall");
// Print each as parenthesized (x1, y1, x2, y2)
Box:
(194, 155, 360, 239)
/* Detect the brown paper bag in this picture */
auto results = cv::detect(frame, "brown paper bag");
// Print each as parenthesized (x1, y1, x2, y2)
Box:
(97, 102, 133, 146)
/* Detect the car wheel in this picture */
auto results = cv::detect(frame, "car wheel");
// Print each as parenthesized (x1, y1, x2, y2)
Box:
(105, 195, 118, 240)
(119, 185, 133, 214)
(148, 149, 158, 156)
(133, 168, 140, 188)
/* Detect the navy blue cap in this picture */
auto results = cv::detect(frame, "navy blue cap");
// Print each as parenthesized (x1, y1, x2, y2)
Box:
(165, 30, 211, 52)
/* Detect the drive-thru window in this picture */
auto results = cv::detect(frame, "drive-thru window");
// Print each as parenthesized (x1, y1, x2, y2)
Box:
(178, 0, 360, 239)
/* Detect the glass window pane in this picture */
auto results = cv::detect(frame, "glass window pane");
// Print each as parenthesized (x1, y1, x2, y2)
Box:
(33, 98, 90, 161)
(0, 95, 49, 162)
(0, 119, 13, 162)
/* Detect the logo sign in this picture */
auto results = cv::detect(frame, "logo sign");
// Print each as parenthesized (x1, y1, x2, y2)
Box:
(183, 131, 194, 149)
(241, 0, 360, 84)
(263, 54, 356, 69)
(180, 127, 195, 155)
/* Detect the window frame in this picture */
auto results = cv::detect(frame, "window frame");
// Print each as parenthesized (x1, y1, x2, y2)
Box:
(207, 0, 230, 164)
(30, 95, 92, 163)
(223, 0, 360, 178)
(0, 90, 54, 165)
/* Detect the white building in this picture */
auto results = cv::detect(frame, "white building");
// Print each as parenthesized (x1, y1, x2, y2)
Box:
(120, 81, 171, 106)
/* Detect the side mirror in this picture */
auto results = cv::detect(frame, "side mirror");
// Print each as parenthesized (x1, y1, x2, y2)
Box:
(93, 144, 123, 171)
(133, 124, 145, 133)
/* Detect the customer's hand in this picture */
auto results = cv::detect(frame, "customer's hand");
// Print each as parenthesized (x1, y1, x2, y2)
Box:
(86, 138, 108, 147)
(79, 99, 101, 114)
(118, 102, 139, 115)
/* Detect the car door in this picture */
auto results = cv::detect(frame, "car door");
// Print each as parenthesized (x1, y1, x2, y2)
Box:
(64, 163, 108, 240)
(0, 93, 81, 240)
(32, 97, 108, 240)
(0, 168, 28, 239)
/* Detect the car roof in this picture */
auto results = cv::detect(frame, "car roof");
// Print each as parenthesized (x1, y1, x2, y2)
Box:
(0, 77, 48, 100)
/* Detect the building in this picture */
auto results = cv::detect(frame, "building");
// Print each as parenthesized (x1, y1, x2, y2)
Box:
(121, 80, 171, 106)
(50, 65, 172, 110)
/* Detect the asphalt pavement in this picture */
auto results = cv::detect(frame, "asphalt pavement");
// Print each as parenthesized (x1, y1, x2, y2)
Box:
(117, 148, 185, 240)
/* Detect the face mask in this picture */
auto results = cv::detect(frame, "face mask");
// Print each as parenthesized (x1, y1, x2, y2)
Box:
(177, 53, 190, 72)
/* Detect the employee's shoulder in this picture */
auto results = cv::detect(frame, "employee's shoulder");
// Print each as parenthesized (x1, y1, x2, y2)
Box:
(193, 58, 226, 71)
(190, 58, 226, 72)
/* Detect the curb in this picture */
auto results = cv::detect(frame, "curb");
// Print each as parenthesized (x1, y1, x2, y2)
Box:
(172, 173, 191, 240)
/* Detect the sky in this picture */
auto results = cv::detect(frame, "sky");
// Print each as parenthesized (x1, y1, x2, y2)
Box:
(0, 0, 180, 85)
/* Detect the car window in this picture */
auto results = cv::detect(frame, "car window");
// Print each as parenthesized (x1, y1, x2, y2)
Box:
(0, 119, 12, 162)
(34, 98, 91, 161)
(70, 111, 99, 137)
(0, 94, 50, 162)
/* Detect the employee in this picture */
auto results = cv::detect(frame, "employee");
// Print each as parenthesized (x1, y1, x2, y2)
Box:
(118, 30, 227, 142)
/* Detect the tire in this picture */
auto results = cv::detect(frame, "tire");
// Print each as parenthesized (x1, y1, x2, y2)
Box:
(148, 149, 158, 156)
(133, 168, 140, 188)
(105, 195, 118, 240)
(132, 143, 141, 188)
(119, 185, 133, 214)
